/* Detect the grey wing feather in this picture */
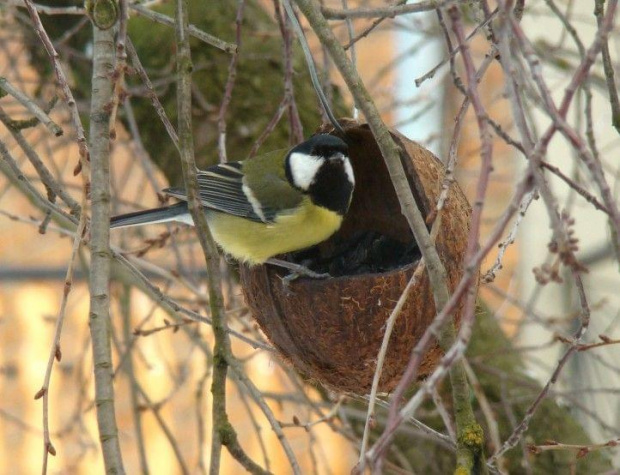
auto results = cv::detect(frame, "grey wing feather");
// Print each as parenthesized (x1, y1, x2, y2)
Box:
(163, 162, 275, 223)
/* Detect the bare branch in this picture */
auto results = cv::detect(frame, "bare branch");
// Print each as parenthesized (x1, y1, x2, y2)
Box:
(322, 0, 453, 19)
(87, 15, 125, 475)
(22, 0, 90, 179)
(217, 0, 245, 163)
(0, 77, 63, 136)
(129, 3, 237, 54)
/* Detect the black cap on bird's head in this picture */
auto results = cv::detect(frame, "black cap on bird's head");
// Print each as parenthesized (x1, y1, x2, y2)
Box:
(291, 134, 349, 159)
(285, 135, 355, 216)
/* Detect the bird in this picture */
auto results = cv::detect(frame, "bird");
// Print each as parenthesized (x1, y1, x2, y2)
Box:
(110, 134, 355, 275)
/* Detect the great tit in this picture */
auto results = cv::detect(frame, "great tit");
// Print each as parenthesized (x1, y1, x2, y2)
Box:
(110, 134, 355, 266)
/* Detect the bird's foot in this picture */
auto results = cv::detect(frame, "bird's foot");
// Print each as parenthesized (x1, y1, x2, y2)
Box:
(281, 268, 330, 285)
(266, 258, 331, 284)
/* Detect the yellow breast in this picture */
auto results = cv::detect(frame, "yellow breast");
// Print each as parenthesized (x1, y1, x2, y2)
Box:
(207, 199, 343, 265)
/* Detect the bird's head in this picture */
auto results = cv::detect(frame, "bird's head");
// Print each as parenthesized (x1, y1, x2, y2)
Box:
(285, 134, 355, 215)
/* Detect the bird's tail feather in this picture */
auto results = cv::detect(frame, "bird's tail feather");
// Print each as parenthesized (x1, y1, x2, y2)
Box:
(110, 202, 189, 229)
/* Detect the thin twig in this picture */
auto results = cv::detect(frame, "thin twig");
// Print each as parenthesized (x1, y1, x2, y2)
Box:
(0, 139, 77, 226)
(111, 252, 274, 351)
(431, 388, 456, 442)
(217, 0, 245, 163)
(594, 0, 620, 134)
(528, 436, 620, 458)
(6, 0, 84, 14)
(482, 191, 536, 283)
(248, 96, 289, 157)
(341, 0, 408, 50)
(129, 3, 237, 54)
(235, 384, 272, 472)
(195, 368, 211, 475)
(126, 38, 179, 149)
(22, 0, 90, 180)
(130, 372, 191, 473)
(415, 7, 498, 87)
(462, 359, 502, 456)
(228, 360, 301, 474)
(37, 208, 87, 474)
(0, 106, 80, 216)
(540, 161, 610, 214)
(356, 262, 425, 469)
(273, 0, 303, 144)
(450, 6, 493, 262)
(282, 396, 346, 432)
(510, 0, 620, 261)
(117, 285, 150, 474)
(322, 0, 453, 19)
(491, 307, 591, 462)
(576, 335, 620, 352)
(107, 0, 128, 140)
(0, 77, 63, 136)
(121, 97, 165, 193)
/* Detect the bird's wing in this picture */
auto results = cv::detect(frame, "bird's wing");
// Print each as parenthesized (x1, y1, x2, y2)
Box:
(163, 162, 297, 223)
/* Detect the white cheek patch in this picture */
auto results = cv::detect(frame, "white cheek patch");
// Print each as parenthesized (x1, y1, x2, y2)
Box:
(289, 152, 324, 190)
(343, 157, 355, 186)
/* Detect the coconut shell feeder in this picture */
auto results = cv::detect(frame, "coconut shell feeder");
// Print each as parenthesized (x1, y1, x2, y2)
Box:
(240, 120, 472, 394)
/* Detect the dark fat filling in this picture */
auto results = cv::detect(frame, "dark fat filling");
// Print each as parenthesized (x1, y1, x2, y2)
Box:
(288, 230, 421, 277)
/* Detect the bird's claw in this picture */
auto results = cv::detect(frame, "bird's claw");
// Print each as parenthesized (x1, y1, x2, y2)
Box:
(298, 268, 330, 280)
(286, 268, 330, 280)
(280, 267, 330, 290)
(266, 258, 330, 286)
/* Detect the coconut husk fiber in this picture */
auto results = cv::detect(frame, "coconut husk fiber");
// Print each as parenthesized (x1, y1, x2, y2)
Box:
(240, 120, 472, 394)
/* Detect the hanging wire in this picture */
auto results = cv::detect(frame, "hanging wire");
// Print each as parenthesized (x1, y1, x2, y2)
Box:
(282, 0, 346, 136)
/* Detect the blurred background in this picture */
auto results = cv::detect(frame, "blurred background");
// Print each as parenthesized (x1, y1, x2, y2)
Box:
(1, 0, 620, 473)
